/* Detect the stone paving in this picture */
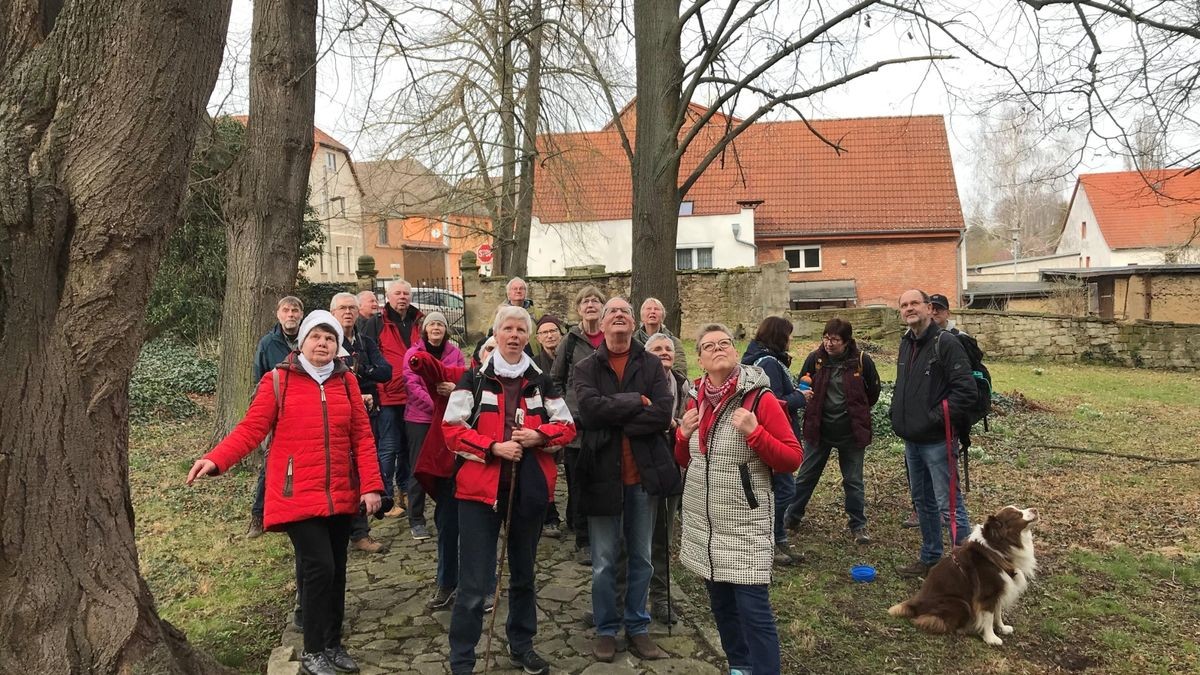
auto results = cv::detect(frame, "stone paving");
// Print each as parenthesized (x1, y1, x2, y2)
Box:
(268, 480, 728, 675)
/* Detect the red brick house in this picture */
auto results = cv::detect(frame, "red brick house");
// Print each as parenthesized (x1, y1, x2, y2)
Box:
(533, 103, 966, 308)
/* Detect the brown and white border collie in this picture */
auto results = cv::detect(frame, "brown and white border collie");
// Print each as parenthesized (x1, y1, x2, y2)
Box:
(889, 506, 1039, 646)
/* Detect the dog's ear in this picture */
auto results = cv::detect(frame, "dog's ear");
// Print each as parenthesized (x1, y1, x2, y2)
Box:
(982, 514, 1002, 541)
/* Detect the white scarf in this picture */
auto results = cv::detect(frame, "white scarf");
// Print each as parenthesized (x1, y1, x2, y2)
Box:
(491, 351, 532, 378)
(298, 353, 335, 384)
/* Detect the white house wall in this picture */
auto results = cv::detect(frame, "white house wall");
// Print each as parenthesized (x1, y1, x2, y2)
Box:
(527, 209, 759, 275)
(303, 146, 364, 283)
(1056, 187, 1174, 268)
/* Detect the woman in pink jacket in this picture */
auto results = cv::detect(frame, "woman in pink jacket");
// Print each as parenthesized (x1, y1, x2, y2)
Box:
(402, 311, 464, 540)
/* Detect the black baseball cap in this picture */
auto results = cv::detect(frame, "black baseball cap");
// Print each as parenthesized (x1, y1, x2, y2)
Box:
(929, 294, 950, 310)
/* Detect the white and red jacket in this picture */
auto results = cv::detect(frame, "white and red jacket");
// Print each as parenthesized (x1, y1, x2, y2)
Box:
(442, 358, 575, 507)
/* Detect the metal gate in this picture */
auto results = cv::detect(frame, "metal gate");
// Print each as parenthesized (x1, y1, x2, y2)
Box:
(411, 276, 468, 343)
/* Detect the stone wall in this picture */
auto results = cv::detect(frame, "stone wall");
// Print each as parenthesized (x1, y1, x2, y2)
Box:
(955, 309, 1200, 370)
(786, 306, 902, 342)
(460, 257, 790, 340)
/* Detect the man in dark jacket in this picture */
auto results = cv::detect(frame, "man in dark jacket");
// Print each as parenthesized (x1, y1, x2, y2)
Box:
(891, 290, 977, 577)
(332, 292, 393, 553)
(573, 297, 679, 663)
(784, 318, 881, 545)
(362, 279, 424, 516)
(246, 295, 303, 538)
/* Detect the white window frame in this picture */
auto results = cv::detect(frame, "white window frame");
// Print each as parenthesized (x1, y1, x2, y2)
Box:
(676, 246, 714, 270)
(335, 246, 342, 274)
(783, 245, 822, 272)
(325, 151, 337, 171)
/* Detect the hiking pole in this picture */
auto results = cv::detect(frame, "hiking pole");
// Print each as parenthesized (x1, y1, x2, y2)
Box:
(664, 501, 674, 637)
(483, 415, 523, 674)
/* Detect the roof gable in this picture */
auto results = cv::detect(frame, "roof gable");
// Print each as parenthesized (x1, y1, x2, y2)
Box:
(535, 108, 964, 235)
(1076, 170, 1200, 250)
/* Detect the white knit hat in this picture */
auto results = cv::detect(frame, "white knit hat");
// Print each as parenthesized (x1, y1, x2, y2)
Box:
(296, 310, 348, 356)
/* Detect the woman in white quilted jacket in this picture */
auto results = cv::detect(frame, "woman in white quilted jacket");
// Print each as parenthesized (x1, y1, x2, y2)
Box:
(674, 323, 804, 675)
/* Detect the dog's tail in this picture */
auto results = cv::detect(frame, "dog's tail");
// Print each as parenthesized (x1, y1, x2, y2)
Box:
(888, 601, 914, 618)
(913, 614, 952, 634)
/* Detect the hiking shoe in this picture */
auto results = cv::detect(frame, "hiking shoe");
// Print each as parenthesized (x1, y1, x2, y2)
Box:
(592, 635, 616, 662)
(903, 510, 920, 528)
(773, 542, 803, 566)
(651, 600, 679, 625)
(427, 586, 456, 610)
(575, 545, 592, 566)
(896, 560, 932, 578)
(291, 605, 303, 632)
(323, 646, 359, 673)
(383, 504, 406, 518)
(628, 633, 667, 660)
(245, 514, 264, 539)
(299, 651, 336, 675)
(542, 522, 562, 538)
(352, 536, 386, 554)
(484, 593, 495, 613)
(852, 527, 872, 545)
(411, 523, 431, 540)
(509, 649, 551, 675)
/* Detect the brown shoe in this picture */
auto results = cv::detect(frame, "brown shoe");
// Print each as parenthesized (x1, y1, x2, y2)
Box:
(245, 514, 264, 539)
(352, 536, 386, 554)
(384, 504, 406, 518)
(628, 633, 667, 660)
(592, 635, 616, 662)
(896, 560, 932, 578)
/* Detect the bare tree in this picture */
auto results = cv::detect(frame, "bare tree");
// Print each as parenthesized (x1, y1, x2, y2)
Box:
(212, 0, 318, 441)
(0, 0, 231, 671)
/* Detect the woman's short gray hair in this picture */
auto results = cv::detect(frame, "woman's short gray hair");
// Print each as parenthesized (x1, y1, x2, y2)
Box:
(644, 333, 674, 351)
(492, 305, 533, 335)
(695, 323, 734, 353)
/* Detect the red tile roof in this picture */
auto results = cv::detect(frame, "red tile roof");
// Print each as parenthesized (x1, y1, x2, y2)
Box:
(534, 107, 964, 236)
(1075, 170, 1200, 250)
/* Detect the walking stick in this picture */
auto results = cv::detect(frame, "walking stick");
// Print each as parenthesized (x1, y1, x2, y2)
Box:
(483, 412, 523, 674)
(664, 500, 674, 637)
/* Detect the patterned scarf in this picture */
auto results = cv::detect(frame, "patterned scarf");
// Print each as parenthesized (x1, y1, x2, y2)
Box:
(701, 368, 740, 411)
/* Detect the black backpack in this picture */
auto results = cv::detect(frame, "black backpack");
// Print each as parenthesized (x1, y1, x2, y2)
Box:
(933, 329, 992, 429)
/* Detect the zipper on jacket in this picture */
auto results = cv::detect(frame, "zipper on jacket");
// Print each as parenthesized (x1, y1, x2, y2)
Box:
(321, 383, 334, 515)
(283, 456, 294, 497)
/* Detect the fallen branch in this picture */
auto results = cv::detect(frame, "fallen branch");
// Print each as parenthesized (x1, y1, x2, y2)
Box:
(1033, 444, 1200, 465)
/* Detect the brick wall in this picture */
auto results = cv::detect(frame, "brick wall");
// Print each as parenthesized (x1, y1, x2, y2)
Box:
(757, 235, 961, 307)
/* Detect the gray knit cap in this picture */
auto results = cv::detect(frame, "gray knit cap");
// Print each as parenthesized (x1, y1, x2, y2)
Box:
(423, 311, 449, 330)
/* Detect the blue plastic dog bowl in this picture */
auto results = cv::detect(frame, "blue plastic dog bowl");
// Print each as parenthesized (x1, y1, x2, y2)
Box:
(851, 565, 877, 583)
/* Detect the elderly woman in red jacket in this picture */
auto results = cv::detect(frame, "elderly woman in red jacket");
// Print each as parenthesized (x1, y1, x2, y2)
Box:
(188, 310, 383, 675)
(442, 305, 575, 675)
(675, 323, 803, 675)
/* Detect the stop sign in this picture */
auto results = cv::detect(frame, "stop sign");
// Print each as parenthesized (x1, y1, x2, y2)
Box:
(476, 244, 493, 264)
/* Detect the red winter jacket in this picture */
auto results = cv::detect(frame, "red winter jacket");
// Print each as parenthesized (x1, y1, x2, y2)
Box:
(365, 306, 424, 406)
(205, 356, 384, 531)
(409, 351, 468, 498)
(442, 358, 576, 507)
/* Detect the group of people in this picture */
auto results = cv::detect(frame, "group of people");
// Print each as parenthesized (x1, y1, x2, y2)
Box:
(186, 277, 979, 675)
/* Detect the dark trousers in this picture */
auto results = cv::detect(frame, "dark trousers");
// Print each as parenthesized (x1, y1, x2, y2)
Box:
(434, 477, 459, 589)
(564, 446, 589, 549)
(286, 515, 352, 654)
(251, 464, 266, 518)
(649, 493, 681, 606)
(405, 421, 430, 526)
(786, 442, 867, 531)
(449, 498, 544, 673)
(771, 472, 795, 545)
(705, 581, 782, 675)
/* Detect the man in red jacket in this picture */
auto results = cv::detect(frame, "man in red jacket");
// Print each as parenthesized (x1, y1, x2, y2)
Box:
(362, 279, 424, 517)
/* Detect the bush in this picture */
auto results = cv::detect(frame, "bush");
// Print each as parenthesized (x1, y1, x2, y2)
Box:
(870, 381, 898, 447)
(294, 280, 357, 316)
(130, 341, 217, 423)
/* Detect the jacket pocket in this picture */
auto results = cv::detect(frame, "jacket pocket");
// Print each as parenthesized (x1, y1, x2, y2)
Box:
(282, 456, 294, 497)
(737, 463, 759, 509)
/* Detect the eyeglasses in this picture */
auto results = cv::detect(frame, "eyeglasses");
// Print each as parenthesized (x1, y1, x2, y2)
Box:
(333, 305, 357, 312)
(603, 306, 633, 316)
(822, 336, 845, 344)
(579, 297, 603, 306)
(536, 328, 560, 336)
(699, 338, 735, 353)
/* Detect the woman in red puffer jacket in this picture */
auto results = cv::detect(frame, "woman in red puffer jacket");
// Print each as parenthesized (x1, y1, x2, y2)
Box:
(187, 311, 383, 675)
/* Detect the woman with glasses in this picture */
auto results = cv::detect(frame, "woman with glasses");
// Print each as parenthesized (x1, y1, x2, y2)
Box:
(741, 315, 808, 566)
(783, 318, 882, 545)
(675, 324, 803, 675)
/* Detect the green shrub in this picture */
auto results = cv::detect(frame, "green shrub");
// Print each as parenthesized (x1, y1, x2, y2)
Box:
(130, 341, 217, 423)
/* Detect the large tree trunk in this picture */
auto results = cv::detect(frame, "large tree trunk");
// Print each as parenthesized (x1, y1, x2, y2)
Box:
(0, 1, 230, 672)
(511, 0, 543, 278)
(212, 0, 317, 442)
(631, 0, 685, 334)
(493, 0, 519, 277)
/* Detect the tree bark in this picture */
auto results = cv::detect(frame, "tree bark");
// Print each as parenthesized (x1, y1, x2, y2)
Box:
(631, 0, 685, 334)
(511, 0, 544, 278)
(494, 0, 519, 277)
(212, 0, 317, 442)
(0, 0, 230, 672)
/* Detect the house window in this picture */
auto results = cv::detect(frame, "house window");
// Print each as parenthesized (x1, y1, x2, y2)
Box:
(678, 201, 694, 216)
(326, 152, 337, 171)
(346, 247, 353, 272)
(319, 243, 326, 272)
(378, 220, 389, 245)
(330, 196, 345, 217)
(1081, 221, 1087, 239)
(783, 245, 821, 271)
(335, 246, 342, 274)
(676, 247, 713, 270)
(1085, 256, 1091, 268)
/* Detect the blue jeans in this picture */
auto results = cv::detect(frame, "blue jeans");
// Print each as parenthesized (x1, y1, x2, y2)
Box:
(786, 442, 867, 530)
(905, 439, 970, 565)
(376, 405, 407, 500)
(771, 472, 795, 545)
(449, 498, 543, 673)
(588, 484, 657, 638)
(705, 581, 781, 675)
(434, 478, 459, 590)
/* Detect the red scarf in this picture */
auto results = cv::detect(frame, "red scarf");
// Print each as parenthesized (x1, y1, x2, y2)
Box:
(701, 369, 740, 412)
